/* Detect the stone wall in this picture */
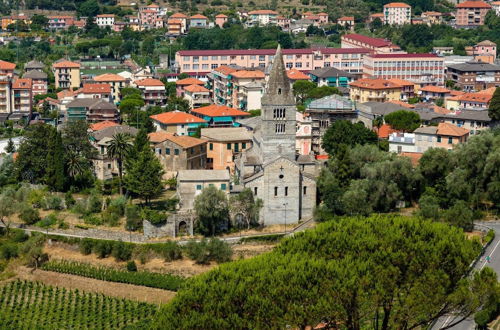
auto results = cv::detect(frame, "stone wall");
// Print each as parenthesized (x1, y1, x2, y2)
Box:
(143, 212, 195, 238)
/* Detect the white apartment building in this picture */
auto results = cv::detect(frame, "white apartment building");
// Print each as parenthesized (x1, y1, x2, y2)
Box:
(95, 14, 115, 27)
(383, 2, 412, 25)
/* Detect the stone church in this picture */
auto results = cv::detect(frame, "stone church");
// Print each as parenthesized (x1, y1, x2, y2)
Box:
(234, 45, 317, 226)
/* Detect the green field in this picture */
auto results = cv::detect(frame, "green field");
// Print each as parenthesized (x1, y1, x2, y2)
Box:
(0, 280, 157, 329)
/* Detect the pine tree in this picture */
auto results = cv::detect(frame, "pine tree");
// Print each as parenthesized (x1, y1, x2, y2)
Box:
(45, 130, 66, 191)
(125, 129, 149, 171)
(125, 144, 164, 204)
(5, 138, 15, 153)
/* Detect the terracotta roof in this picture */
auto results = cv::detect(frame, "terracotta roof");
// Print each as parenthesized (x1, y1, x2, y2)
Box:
(57, 89, 76, 99)
(37, 97, 60, 105)
(184, 84, 209, 93)
(286, 69, 310, 80)
(437, 122, 469, 136)
(432, 105, 451, 114)
(148, 131, 175, 143)
(146, 3, 159, 7)
(449, 90, 466, 97)
(369, 53, 439, 58)
(216, 14, 228, 18)
(338, 16, 354, 21)
(370, 13, 384, 17)
(90, 121, 119, 131)
(213, 65, 238, 75)
(0, 60, 15, 70)
(342, 34, 392, 48)
(150, 111, 207, 125)
(419, 85, 451, 93)
(231, 70, 265, 79)
(422, 11, 442, 16)
(178, 48, 370, 57)
(384, 2, 411, 8)
(135, 78, 164, 87)
(318, 12, 328, 15)
(456, 1, 491, 8)
(400, 152, 423, 166)
(190, 14, 208, 19)
(167, 135, 206, 148)
(170, 13, 188, 18)
(12, 78, 32, 89)
(387, 78, 414, 87)
(176, 77, 204, 86)
(81, 83, 111, 94)
(96, 14, 115, 17)
(168, 19, 183, 24)
(191, 104, 250, 117)
(248, 10, 278, 15)
(94, 73, 126, 82)
(350, 78, 400, 90)
(376, 124, 398, 139)
(482, 87, 497, 95)
(53, 60, 80, 69)
(388, 100, 415, 108)
(457, 92, 492, 103)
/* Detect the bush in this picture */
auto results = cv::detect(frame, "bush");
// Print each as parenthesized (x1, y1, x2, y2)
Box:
(101, 210, 120, 227)
(442, 200, 474, 232)
(484, 229, 495, 244)
(64, 191, 75, 208)
(95, 241, 113, 258)
(125, 204, 142, 231)
(185, 239, 232, 264)
(0, 243, 18, 260)
(108, 196, 127, 217)
(112, 241, 132, 261)
(28, 189, 46, 208)
(42, 195, 63, 210)
(474, 309, 491, 329)
(133, 245, 152, 264)
(127, 260, 137, 272)
(83, 214, 102, 226)
(185, 239, 209, 264)
(159, 241, 183, 262)
(418, 194, 440, 220)
(37, 213, 58, 228)
(79, 238, 94, 255)
(207, 238, 232, 263)
(11, 229, 28, 243)
(142, 208, 168, 226)
(87, 193, 103, 214)
(20, 206, 41, 225)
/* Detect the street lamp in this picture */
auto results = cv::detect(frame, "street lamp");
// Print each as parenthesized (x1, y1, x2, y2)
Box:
(283, 202, 288, 234)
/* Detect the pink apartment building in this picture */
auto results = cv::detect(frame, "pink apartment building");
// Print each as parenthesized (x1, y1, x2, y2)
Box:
(301, 12, 329, 24)
(215, 14, 228, 28)
(465, 40, 497, 64)
(175, 48, 371, 74)
(363, 53, 445, 85)
(455, 1, 491, 28)
(341, 33, 403, 53)
(48, 16, 75, 29)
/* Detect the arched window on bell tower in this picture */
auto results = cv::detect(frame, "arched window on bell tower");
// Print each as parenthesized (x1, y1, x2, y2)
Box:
(278, 88, 281, 94)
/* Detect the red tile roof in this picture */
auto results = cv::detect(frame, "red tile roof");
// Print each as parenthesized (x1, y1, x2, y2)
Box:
(400, 152, 423, 166)
(342, 33, 392, 48)
(184, 84, 209, 93)
(419, 85, 451, 93)
(286, 69, 310, 80)
(90, 121, 119, 131)
(150, 111, 207, 125)
(369, 53, 439, 58)
(94, 73, 126, 82)
(148, 131, 175, 143)
(384, 2, 411, 8)
(177, 48, 370, 57)
(82, 83, 111, 94)
(248, 10, 278, 15)
(376, 124, 398, 139)
(135, 78, 164, 87)
(191, 104, 250, 117)
(456, 1, 491, 8)
(12, 78, 32, 89)
(0, 60, 15, 70)
(176, 77, 204, 86)
(190, 14, 208, 19)
(213, 65, 238, 75)
(170, 13, 188, 18)
(215, 14, 228, 18)
(57, 89, 77, 99)
(457, 92, 492, 103)
(53, 60, 80, 68)
(338, 16, 354, 21)
(387, 78, 415, 87)
(166, 135, 206, 148)
(437, 122, 469, 136)
(350, 78, 401, 90)
(231, 70, 265, 79)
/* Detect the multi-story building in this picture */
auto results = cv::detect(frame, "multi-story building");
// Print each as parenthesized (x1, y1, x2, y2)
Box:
(446, 61, 500, 91)
(48, 16, 75, 29)
(215, 14, 228, 28)
(177, 170, 231, 210)
(363, 53, 445, 85)
(247, 10, 278, 26)
(0, 59, 15, 78)
(295, 111, 312, 155)
(149, 131, 207, 177)
(183, 84, 210, 109)
(11, 78, 32, 113)
(201, 127, 252, 173)
(309, 67, 355, 88)
(341, 33, 403, 53)
(349, 78, 402, 103)
(455, 91, 493, 110)
(191, 104, 250, 127)
(86, 99, 119, 123)
(190, 14, 208, 28)
(337, 16, 355, 29)
(418, 85, 452, 102)
(383, 2, 412, 25)
(0, 76, 11, 113)
(95, 14, 115, 27)
(305, 94, 357, 155)
(387, 78, 416, 100)
(301, 11, 328, 25)
(53, 60, 80, 89)
(78, 83, 112, 101)
(455, 0, 491, 28)
(421, 11, 443, 25)
(465, 40, 497, 64)
(176, 47, 371, 74)
(176, 77, 205, 97)
(150, 111, 207, 136)
(277, 16, 291, 30)
(134, 78, 166, 105)
(93, 73, 127, 103)
(167, 13, 188, 34)
(23, 60, 48, 96)
(492, 1, 500, 16)
(1, 14, 31, 30)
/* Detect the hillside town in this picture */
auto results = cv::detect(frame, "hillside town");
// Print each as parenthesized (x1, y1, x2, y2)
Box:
(0, 0, 499, 328)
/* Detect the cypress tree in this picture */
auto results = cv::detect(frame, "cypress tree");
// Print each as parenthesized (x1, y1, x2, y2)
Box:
(45, 130, 66, 191)
(5, 138, 15, 153)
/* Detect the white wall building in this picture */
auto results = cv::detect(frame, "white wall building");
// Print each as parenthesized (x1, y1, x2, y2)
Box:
(383, 2, 412, 25)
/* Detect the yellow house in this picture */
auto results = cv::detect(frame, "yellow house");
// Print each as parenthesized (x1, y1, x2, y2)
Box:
(52, 60, 81, 89)
(1, 15, 31, 30)
(349, 78, 402, 103)
(93, 73, 128, 104)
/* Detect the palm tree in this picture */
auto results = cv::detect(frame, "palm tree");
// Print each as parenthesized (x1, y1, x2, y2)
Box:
(66, 151, 87, 179)
(107, 133, 133, 195)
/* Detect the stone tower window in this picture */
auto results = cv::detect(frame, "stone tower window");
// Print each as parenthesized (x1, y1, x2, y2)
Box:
(274, 187, 278, 196)
(285, 187, 288, 196)
(273, 108, 285, 119)
(278, 88, 282, 94)
(275, 123, 285, 134)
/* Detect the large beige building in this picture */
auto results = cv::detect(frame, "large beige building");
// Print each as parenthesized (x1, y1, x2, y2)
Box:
(53, 60, 81, 89)
(349, 78, 402, 103)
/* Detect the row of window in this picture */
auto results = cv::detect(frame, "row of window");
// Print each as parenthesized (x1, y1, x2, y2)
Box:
(259, 186, 307, 196)
(273, 108, 286, 119)
(196, 183, 227, 190)
(156, 148, 180, 155)
(183, 53, 362, 63)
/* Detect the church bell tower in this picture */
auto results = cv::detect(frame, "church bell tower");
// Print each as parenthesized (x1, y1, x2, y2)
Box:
(260, 45, 297, 163)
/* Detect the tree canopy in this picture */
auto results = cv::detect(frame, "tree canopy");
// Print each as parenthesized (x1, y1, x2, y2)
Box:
(321, 120, 378, 155)
(384, 110, 421, 132)
(153, 216, 494, 329)
(488, 87, 500, 122)
(194, 186, 229, 236)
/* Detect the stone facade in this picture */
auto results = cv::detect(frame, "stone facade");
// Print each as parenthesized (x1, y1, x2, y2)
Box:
(234, 45, 318, 226)
(143, 212, 195, 238)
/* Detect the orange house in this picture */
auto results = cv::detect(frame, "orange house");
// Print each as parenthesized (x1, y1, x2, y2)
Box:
(200, 127, 252, 173)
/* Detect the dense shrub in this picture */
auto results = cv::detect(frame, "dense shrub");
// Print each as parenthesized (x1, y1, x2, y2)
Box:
(28, 189, 46, 208)
(127, 260, 137, 272)
(42, 195, 63, 210)
(207, 238, 233, 263)
(108, 196, 127, 217)
(185, 238, 232, 264)
(83, 214, 102, 226)
(20, 206, 41, 225)
(112, 241, 133, 262)
(95, 241, 113, 258)
(0, 243, 18, 259)
(87, 193, 103, 214)
(101, 209, 120, 227)
(11, 229, 29, 243)
(64, 191, 75, 208)
(125, 204, 142, 231)
(142, 208, 168, 226)
(38, 213, 58, 228)
(159, 241, 183, 262)
(79, 238, 93, 255)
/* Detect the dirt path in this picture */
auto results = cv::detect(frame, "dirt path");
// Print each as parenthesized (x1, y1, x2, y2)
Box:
(15, 266, 176, 305)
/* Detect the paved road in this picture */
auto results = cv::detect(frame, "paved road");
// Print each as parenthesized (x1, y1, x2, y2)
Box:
(432, 222, 500, 330)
